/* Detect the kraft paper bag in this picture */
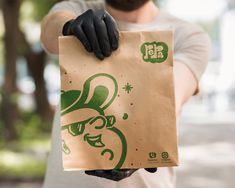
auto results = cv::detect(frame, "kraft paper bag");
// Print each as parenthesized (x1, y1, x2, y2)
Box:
(59, 31, 178, 171)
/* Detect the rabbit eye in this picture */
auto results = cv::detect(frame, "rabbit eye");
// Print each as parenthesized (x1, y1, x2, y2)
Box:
(106, 115, 116, 128)
(64, 117, 93, 136)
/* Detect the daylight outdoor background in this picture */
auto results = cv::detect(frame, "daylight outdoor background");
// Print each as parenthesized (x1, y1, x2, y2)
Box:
(0, 0, 235, 187)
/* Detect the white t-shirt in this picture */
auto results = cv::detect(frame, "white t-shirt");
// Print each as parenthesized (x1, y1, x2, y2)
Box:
(42, 1, 210, 188)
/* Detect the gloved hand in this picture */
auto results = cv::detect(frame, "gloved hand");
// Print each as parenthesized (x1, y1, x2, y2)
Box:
(85, 168, 157, 181)
(62, 9, 119, 60)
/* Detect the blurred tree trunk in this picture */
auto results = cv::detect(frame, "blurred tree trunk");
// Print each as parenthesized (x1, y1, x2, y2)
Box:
(26, 51, 53, 124)
(0, 0, 21, 140)
(19, 31, 53, 124)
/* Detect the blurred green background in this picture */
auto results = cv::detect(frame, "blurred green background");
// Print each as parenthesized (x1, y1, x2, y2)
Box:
(0, 0, 61, 185)
(0, 0, 235, 188)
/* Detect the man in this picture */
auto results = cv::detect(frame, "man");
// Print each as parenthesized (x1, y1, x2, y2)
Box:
(41, 0, 210, 187)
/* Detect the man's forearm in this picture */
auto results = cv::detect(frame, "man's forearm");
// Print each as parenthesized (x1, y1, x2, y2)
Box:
(41, 11, 76, 54)
(174, 61, 197, 115)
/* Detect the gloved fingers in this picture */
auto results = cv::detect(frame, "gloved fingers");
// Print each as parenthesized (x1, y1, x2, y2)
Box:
(118, 169, 137, 178)
(62, 19, 74, 36)
(94, 16, 112, 57)
(82, 21, 104, 60)
(107, 169, 137, 181)
(103, 13, 119, 51)
(72, 24, 92, 52)
(85, 170, 106, 177)
(85, 170, 114, 181)
(144, 168, 157, 173)
(85, 169, 137, 181)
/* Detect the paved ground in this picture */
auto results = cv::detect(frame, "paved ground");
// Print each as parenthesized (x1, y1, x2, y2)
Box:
(1, 117, 235, 188)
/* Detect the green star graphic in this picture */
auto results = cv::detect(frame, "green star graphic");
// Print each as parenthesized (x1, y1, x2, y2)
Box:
(122, 83, 133, 94)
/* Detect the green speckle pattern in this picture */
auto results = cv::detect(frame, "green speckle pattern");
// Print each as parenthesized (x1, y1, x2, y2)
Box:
(123, 113, 128, 120)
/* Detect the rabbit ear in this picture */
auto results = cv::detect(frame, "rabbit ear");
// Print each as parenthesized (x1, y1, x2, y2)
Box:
(86, 85, 109, 109)
(61, 90, 81, 114)
(79, 73, 118, 112)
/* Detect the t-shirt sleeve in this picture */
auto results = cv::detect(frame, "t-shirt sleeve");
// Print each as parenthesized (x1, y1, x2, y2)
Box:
(49, 0, 104, 15)
(173, 23, 211, 82)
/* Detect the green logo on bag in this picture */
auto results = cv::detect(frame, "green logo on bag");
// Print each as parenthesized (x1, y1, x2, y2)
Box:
(161, 152, 169, 159)
(149, 152, 157, 159)
(141, 42, 168, 63)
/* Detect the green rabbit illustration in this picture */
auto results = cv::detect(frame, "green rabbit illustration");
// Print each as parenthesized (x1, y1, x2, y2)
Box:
(61, 73, 127, 169)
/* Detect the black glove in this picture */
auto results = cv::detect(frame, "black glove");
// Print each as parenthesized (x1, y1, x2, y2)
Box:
(85, 168, 157, 181)
(63, 9, 119, 60)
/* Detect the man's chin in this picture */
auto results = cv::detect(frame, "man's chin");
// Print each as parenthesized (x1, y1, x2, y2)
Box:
(105, 0, 150, 12)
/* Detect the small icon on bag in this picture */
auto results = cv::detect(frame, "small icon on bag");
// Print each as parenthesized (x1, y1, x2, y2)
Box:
(149, 152, 157, 159)
(161, 152, 169, 159)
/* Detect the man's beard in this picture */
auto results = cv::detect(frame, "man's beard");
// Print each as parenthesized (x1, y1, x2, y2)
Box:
(105, 0, 150, 11)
